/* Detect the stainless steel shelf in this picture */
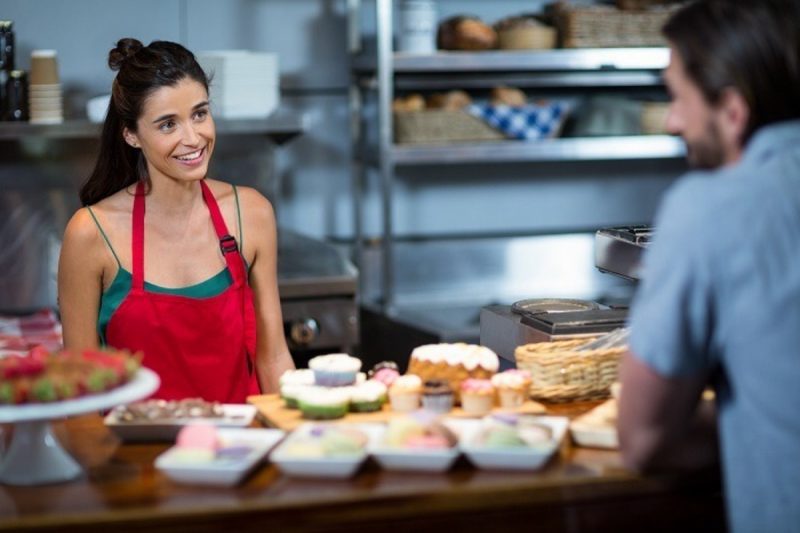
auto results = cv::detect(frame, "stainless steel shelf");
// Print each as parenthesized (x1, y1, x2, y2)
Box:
(0, 114, 305, 144)
(354, 48, 670, 74)
(389, 135, 685, 165)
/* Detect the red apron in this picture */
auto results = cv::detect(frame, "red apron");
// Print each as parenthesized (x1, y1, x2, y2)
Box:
(106, 180, 260, 402)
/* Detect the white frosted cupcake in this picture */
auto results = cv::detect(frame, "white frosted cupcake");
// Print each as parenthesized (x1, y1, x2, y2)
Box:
(388, 374, 423, 412)
(460, 378, 495, 416)
(279, 369, 316, 408)
(297, 386, 350, 420)
(491, 370, 531, 409)
(309, 354, 363, 387)
(349, 380, 388, 412)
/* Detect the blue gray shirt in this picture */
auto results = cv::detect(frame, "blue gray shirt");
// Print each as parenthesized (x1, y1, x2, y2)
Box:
(629, 120, 800, 533)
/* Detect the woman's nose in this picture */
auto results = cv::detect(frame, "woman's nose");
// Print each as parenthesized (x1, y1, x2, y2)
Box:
(182, 123, 200, 145)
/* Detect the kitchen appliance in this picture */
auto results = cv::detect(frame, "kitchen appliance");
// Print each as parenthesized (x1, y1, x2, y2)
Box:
(594, 224, 653, 281)
(277, 230, 359, 368)
(480, 298, 628, 369)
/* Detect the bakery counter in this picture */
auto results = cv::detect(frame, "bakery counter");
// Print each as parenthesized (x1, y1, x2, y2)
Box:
(0, 408, 725, 533)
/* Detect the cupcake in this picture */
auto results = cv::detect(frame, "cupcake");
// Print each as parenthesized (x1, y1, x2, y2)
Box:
(368, 361, 401, 387)
(279, 369, 315, 408)
(297, 386, 350, 420)
(309, 354, 362, 387)
(460, 378, 494, 416)
(421, 379, 454, 414)
(388, 374, 423, 412)
(349, 380, 388, 413)
(491, 369, 531, 409)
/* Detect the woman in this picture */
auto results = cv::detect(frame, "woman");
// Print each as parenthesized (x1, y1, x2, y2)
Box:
(58, 38, 295, 401)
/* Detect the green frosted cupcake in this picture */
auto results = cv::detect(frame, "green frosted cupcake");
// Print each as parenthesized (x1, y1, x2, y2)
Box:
(279, 369, 315, 408)
(349, 380, 387, 412)
(297, 387, 349, 420)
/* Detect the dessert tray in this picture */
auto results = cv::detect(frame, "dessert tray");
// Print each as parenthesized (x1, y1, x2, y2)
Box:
(155, 428, 285, 487)
(0, 368, 160, 485)
(104, 403, 257, 442)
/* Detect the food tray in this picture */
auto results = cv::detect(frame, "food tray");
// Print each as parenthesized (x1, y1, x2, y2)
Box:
(104, 403, 257, 442)
(155, 428, 285, 486)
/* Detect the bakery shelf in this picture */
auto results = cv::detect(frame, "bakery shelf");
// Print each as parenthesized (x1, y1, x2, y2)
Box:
(353, 48, 669, 74)
(0, 113, 305, 144)
(387, 135, 685, 166)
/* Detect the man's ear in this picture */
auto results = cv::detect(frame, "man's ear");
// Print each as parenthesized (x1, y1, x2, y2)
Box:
(122, 127, 140, 149)
(717, 87, 750, 152)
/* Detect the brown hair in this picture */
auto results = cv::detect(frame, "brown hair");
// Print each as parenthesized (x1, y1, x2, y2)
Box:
(663, 0, 800, 144)
(80, 38, 210, 205)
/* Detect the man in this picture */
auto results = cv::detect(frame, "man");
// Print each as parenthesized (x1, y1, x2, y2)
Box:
(618, 1, 800, 532)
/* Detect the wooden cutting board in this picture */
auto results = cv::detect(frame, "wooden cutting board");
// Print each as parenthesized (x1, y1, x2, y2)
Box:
(247, 394, 546, 432)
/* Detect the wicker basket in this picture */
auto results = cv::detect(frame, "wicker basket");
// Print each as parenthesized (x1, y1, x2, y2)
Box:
(514, 339, 626, 403)
(394, 110, 505, 144)
(557, 4, 678, 48)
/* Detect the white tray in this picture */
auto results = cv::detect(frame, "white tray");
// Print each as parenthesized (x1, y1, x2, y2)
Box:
(459, 416, 569, 471)
(155, 428, 285, 486)
(270, 423, 382, 479)
(368, 418, 468, 473)
(104, 403, 257, 442)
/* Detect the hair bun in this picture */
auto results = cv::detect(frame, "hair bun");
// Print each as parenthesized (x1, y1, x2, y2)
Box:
(109, 38, 144, 71)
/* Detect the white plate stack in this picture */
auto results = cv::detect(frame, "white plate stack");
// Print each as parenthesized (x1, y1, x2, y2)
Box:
(197, 50, 279, 119)
(28, 50, 63, 124)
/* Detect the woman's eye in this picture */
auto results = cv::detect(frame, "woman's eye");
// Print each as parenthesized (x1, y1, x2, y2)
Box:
(159, 120, 176, 132)
(194, 109, 209, 120)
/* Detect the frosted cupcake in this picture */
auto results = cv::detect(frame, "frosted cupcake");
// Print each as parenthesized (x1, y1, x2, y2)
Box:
(421, 379, 454, 414)
(460, 378, 494, 416)
(388, 374, 423, 412)
(309, 354, 362, 387)
(491, 369, 531, 409)
(279, 369, 315, 408)
(349, 380, 388, 412)
(369, 361, 401, 387)
(297, 386, 350, 420)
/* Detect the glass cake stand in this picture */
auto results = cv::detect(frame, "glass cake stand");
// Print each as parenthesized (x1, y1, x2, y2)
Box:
(0, 368, 159, 485)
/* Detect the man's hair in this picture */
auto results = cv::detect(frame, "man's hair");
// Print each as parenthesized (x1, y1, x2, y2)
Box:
(663, 0, 800, 143)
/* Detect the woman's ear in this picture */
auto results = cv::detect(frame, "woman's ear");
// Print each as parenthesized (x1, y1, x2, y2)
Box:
(122, 127, 140, 149)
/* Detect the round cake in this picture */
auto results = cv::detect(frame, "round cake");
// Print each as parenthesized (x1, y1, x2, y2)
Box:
(406, 343, 499, 401)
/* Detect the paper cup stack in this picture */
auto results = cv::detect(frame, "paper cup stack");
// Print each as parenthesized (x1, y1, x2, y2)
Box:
(28, 50, 63, 124)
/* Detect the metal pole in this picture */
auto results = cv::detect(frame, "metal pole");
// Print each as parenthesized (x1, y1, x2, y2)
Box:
(376, 0, 394, 311)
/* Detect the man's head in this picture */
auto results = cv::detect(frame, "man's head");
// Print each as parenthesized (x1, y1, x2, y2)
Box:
(662, 0, 800, 169)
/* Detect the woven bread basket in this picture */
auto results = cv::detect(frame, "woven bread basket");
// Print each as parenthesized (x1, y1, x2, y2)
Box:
(394, 110, 505, 144)
(514, 339, 626, 403)
(556, 4, 678, 48)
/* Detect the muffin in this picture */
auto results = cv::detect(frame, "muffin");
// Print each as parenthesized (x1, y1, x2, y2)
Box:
(349, 380, 388, 413)
(297, 386, 350, 420)
(421, 379, 454, 414)
(279, 369, 315, 408)
(388, 374, 423, 412)
(437, 15, 497, 50)
(460, 378, 495, 416)
(491, 369, 531, 409)
(308, 354, 362, 387)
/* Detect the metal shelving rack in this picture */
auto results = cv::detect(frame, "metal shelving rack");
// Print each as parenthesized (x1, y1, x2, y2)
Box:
(349, 0, 683, 311)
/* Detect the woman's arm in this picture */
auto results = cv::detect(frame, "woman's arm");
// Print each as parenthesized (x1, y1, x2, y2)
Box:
(240, 188, 295, 393)
(57, 208, 105, 351)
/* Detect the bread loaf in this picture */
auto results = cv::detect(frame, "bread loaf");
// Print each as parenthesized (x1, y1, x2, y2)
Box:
(437, 16, 497, 51)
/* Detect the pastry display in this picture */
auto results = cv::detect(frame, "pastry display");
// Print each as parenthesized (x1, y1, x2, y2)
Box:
(491, 369, 532, 409)
(383, 412, 458, 450)
(421, 379, 454, 414)
(474, 413, 553, 448)
(460, 378, 495, 416)
(308, 354, 362, 387)
(388, 374, 423, 412)
(426, 90, 472, 111)
(437, 15, 497, 51)
(406, 343, 499, 401)
(392, 93, 426, 113)
(111, 398, 225, 422)
(495, 15, 557, 50)
(0, 348, 141, 405)
(279, 424, 369, 458)
(490, 85, 528, 107)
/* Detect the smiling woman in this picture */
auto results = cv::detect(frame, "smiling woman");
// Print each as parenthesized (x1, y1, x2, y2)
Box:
(57, 38, 295, 402)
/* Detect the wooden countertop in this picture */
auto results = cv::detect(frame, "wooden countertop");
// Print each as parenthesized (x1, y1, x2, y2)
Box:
(0, 403, 725, 533)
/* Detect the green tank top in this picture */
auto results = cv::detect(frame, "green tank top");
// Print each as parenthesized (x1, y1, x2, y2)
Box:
(88, 185, 246, 345)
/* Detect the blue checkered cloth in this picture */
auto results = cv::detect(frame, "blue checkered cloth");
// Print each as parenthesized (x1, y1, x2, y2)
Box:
(467, 102, 570, 141)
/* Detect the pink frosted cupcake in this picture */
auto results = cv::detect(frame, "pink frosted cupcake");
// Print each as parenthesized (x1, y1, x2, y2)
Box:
(460, 378, 495, 416)
(388, 374, 423, 412)
(491, 369, 531, 409)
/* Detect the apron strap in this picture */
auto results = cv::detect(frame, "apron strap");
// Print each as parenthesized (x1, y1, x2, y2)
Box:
(131, 181, 146, 292)
(199, 180, 248, 286)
